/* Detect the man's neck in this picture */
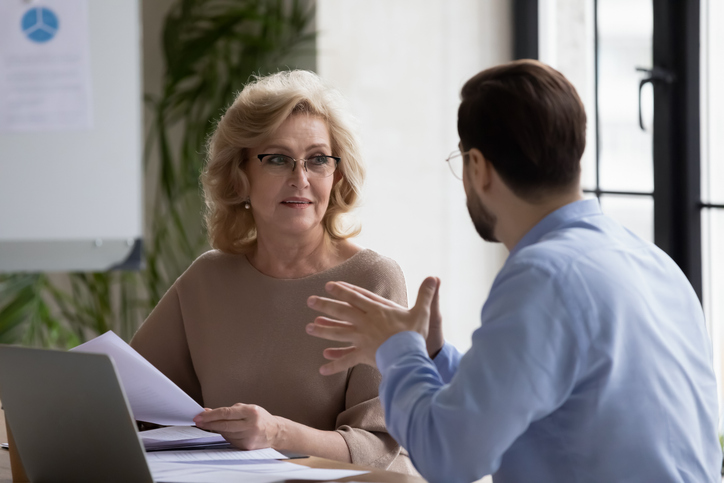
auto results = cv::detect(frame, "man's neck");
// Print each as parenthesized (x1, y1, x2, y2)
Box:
(497, 190, 584, 251)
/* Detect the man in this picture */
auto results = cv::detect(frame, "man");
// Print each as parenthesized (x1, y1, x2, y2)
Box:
(305, 60, 721, 482)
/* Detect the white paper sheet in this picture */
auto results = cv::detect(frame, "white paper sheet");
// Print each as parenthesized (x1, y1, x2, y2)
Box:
(145, 448, 287, 463)
(140, 426, 225, 443)
(149, 461, 292, 483)
(148, 460, 368, 483)
(71, 331, 203, 425)
(0, 0, 93, 131)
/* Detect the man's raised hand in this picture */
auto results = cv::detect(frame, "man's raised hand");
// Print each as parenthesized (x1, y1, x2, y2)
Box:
(306, 276, 440, 375)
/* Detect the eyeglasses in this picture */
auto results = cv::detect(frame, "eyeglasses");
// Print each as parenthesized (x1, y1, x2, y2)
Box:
(445, 150, 469, 180)
(256, 154, 340, 178)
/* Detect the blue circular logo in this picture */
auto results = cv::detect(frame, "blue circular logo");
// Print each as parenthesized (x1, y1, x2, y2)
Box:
(21, 7, 59, 43)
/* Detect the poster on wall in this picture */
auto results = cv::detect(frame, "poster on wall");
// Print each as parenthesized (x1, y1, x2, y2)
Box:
(0, 0, 93, 132)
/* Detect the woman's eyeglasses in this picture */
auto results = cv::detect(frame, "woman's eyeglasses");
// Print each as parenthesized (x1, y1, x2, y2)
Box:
(256, 154, 340, 178)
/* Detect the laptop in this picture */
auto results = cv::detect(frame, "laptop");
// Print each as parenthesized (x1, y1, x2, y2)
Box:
(0, 345, 154, 482)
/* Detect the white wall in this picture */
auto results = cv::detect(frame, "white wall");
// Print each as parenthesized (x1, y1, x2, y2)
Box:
(316, 0, 512, 352)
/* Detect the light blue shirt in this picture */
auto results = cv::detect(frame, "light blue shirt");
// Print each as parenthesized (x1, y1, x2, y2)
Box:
(377, 199, 721, 483)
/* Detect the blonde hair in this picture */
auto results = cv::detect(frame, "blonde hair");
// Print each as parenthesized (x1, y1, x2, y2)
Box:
(202, 70, 365, 253)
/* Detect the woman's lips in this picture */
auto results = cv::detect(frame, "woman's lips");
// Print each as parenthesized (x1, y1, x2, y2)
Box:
(281, 198, 313, 208)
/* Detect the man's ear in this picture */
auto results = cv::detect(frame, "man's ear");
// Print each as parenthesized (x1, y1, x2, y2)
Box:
(467, 148, 492, 194)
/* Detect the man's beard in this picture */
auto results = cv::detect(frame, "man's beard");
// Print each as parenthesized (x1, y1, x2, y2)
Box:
(466, 191, 499, 242)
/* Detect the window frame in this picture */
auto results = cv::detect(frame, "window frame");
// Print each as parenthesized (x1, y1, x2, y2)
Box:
(513, 0, 707, 300)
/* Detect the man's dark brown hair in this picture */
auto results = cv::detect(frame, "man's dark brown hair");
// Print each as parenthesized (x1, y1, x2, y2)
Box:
(457, 59, 586, 201)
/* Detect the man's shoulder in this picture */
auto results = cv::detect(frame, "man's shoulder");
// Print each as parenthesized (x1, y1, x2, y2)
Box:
(511, 216, 654, 275)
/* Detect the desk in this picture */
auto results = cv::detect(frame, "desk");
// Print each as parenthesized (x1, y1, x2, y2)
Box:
(0, 407, 425, 483)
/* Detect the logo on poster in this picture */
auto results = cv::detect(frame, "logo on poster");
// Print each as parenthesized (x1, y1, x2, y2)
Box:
(21, 7, 59, 43)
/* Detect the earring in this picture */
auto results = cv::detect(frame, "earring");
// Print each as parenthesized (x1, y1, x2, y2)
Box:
(244, 199, 251, 209)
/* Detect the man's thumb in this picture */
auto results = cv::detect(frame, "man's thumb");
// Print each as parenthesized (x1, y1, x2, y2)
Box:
(414, 276, 439, 312)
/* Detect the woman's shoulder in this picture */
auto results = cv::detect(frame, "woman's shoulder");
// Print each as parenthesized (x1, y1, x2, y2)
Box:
(350, 248, 403, 276)
(341, 248, 408, 305)
(179, 249, 247, 281)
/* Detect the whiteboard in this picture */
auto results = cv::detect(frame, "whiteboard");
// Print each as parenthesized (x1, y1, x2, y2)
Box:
(0, 0, 142, 272)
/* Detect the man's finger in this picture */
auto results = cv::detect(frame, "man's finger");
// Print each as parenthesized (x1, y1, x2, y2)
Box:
(307, 295, 362, 321)
(323, 281, 379, 312)
(336, 281, 401, 308)
(323, 346, 356, 360)
(313, 317, 352, 329)
(413, 276, 439, 314)
(430, 277, 442, 320)
(319, 352, 364, 375)
(306, 320, 358, 343)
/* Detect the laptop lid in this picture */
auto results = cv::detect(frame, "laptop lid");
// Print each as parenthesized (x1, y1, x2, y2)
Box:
(0, 345, 153, 483)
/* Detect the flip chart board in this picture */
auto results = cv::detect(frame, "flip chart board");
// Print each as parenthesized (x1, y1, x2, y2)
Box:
(0, 0, 142, 271)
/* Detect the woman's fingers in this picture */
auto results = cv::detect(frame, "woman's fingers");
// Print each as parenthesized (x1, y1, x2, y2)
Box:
(195, 403, 254, 424)
(199, 419, 249, 434)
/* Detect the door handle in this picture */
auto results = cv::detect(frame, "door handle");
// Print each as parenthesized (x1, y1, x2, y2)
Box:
(636, 66, 676, 131)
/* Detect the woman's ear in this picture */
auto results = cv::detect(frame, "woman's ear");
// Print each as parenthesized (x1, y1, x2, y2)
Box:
(333, 170, 343, 185)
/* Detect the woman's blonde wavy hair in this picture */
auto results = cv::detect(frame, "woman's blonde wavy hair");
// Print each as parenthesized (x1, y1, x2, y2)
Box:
(202, 70, 365, 254)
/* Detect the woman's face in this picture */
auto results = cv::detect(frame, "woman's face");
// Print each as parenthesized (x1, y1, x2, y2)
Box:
(245, 114, 339, 240)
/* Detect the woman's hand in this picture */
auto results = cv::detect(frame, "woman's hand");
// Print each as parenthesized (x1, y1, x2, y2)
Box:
(193, 403, 284, 450)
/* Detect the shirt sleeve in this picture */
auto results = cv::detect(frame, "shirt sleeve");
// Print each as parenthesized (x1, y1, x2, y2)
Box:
(432, 341, 463, 384)
(130, 284, 204, 407)
(376, 263, 585, 483)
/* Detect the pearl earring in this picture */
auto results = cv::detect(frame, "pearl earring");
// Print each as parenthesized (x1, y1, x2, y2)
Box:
(244, 200, 250, 209)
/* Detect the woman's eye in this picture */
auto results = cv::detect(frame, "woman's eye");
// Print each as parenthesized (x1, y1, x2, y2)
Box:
(267, 155, 288, 165)
(310, 156, 330, 165)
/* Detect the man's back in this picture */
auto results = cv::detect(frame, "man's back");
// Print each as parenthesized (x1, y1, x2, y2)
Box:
(492, 199, 720, 481)
(377, 199, 720, 483)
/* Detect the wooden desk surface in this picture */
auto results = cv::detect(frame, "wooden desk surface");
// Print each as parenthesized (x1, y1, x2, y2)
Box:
(0, 406, 425, 483)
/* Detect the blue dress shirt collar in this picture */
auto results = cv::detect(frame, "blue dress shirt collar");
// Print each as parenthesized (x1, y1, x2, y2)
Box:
(508, 198, 603, 259)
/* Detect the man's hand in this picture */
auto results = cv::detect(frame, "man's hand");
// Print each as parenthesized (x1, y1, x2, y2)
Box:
(193, 404, 282, 450)
(306, 276, 441, 375)
(426, 278, 444, 359)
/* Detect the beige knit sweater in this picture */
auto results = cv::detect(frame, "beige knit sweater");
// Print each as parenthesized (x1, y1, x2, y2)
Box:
(131, 248, 415, 473)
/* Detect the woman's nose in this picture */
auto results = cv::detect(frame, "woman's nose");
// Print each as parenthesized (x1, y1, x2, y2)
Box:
(289, 161, 310, 187)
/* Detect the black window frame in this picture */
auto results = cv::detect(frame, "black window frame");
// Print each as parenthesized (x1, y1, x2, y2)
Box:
(513, 0, 710, 301)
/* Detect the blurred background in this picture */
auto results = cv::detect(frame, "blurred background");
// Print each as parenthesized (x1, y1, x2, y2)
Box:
(0, 0, 722, 436)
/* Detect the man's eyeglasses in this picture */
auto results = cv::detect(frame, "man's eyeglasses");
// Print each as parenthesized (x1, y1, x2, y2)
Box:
(257, 154, 341, 178)
(445, 150, 469, 180)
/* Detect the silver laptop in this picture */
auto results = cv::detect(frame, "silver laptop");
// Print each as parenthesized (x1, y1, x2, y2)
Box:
(0, 345, 154, 483)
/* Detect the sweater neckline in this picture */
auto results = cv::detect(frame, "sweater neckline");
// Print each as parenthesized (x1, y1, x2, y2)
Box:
(241, 248, 371, 282)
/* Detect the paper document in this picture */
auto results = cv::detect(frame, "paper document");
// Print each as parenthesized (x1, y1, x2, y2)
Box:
(145, 447, 287, 463)
(71, 331, 202, 425)
(148, 460, 368, 483)
(140, 426, 229, 451)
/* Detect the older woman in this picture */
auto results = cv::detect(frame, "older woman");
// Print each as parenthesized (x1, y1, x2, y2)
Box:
(130, 70, 414, 473)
